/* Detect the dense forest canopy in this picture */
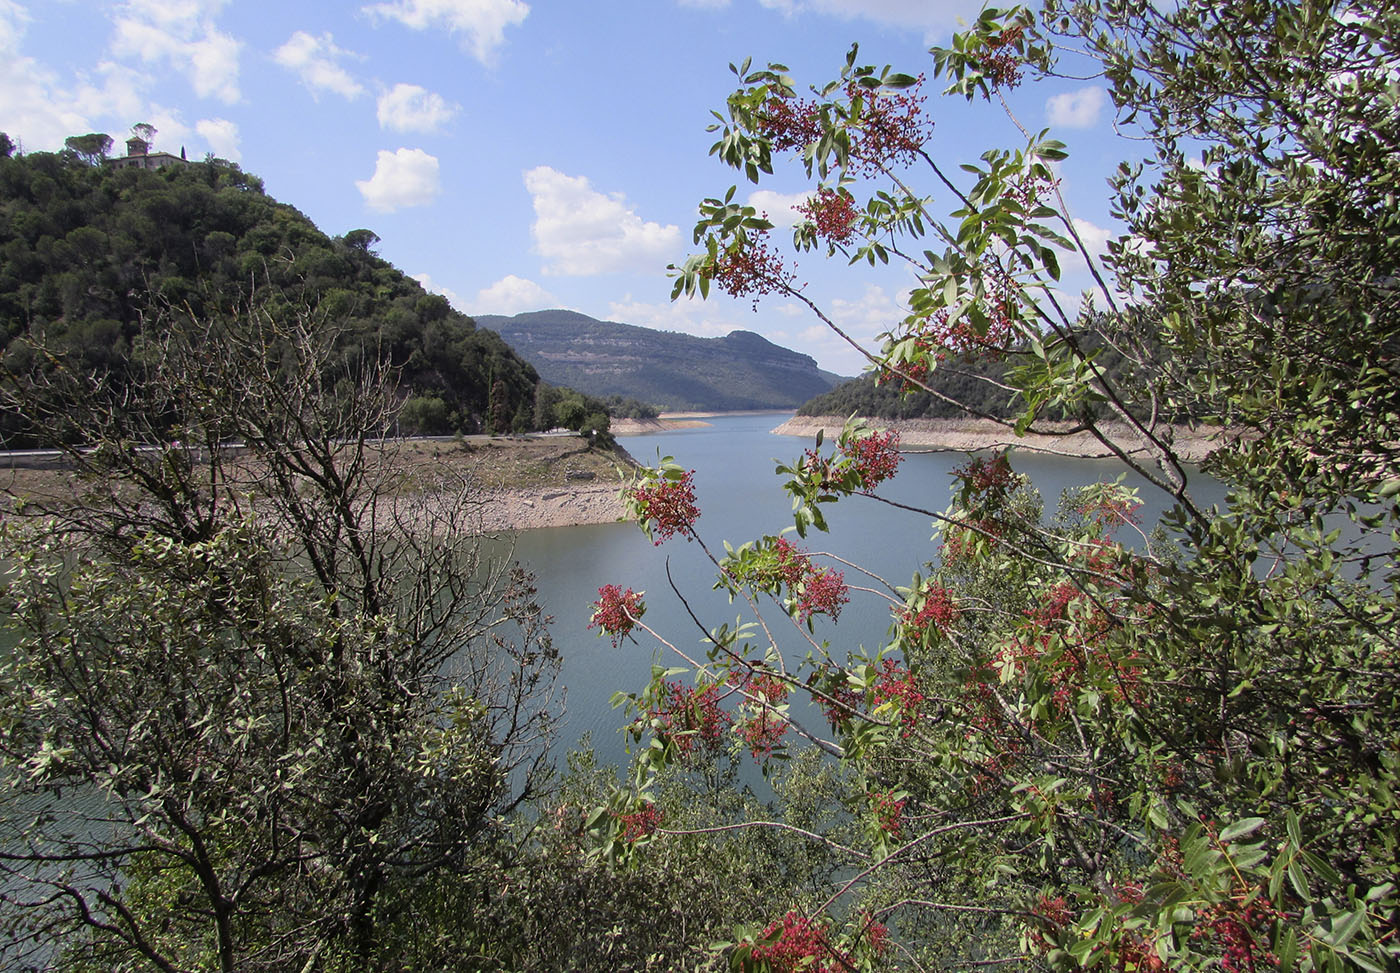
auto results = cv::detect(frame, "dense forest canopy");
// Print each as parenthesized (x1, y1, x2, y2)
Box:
(0, 136, 625, 441)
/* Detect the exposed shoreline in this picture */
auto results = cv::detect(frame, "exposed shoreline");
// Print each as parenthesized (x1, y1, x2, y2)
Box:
(477, 483, 628, 532)
(609, 416, 713, 435)
(772, 415, 1230, 463)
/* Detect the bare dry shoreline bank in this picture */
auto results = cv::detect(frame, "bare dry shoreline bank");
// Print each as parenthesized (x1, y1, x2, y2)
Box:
(772, 415, 1229, 463)
(2, 414, 1230, 535)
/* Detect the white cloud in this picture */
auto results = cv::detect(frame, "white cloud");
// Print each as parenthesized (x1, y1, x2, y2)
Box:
(273, 31, 364, 100)
(413, 272, 465, 309)
(377, 83, 458, 132)
(523, 166, 682, 276)
(825, 284, 904, 371)
(70, 61, 149, 124)
(0, 2, 96, 149)
(757, 0, 982, 36)
(110, 0, 242, 103)
(748, 189, 812, 230)
(1053, 217, 1113, 277)
(472, 274, 557, 316)
(196, 117, 239, 160)
(1046, 86, 1106, 129)
(1070, 218, 1112, 260)
(363, 0, 529, 64)
(356, 147, 442, 212)
(607, 295, 738, 340)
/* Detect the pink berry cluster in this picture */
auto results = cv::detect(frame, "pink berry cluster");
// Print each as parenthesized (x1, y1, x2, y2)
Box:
(710, 232, 798, 307)
(732, 666, 791, 759)
(899, 583, 958, 644)
(872, 659, 926, 736)
(767, 538, 849, 623)
(795, 427, 902, 497)
(615, 803, 662, 842)
(798, 566, 848, 623)
(588, 584, 644, 647)
(750, 912, 852, 973)
(871, 790, 907, 838)
(758, 76, 932, 176)
(840, 428, 902, 491)
(1076, 491, 1144, 532)
(795, 187, 859, 245)
(650, 680, 730, 759)
(628, 469, 700, 543)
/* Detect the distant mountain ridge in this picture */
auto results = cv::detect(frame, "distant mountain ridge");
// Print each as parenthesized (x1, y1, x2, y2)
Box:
(474, 309, 847, 412)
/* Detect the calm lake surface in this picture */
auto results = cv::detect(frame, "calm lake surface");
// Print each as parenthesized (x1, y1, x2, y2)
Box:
(503, 413, 1229, 769)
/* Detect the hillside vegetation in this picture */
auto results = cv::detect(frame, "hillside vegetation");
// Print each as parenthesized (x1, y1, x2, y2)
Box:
(0, 140, 558, 441)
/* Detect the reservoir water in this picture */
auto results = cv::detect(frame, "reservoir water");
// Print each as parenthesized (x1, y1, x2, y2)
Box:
(503, 413, 1229, 769)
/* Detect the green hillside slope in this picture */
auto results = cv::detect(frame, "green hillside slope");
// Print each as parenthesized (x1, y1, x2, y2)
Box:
(0, 141, 540, 441)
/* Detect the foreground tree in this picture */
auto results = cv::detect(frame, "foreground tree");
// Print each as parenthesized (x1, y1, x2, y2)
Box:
(0, 294, 559, 971)
(595, 1, 1399, 969)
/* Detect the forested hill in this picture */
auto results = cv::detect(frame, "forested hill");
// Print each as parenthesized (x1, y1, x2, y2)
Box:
(476, 309, 847, 412)
(797, 358, 1017, 420)
(797, 323, 1174, 422)
(0, 141, 542, 442)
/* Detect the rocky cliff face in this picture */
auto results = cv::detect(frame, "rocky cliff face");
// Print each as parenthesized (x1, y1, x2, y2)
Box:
(475, 309, 846, 412)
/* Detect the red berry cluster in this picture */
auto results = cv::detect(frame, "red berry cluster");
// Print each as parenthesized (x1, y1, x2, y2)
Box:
(615, 802, 662, 842)
(771, 537, 809, 587)
(940, 518, 1004, 567)
(628, 469, 700, 543)
(736, 709, 789, 759)
(1027, 581, 1079, 625)
(710, 232, 798, 308)
(798, 567, 849, 623)
(809, 664, 865, 730)
(871, 790, 907, 838)
(899, 583, 958, 644)
(864, 918, 890, 958)
(1192, 899, 1284, 973)
(731, 665, 792, 759)
(797, 429, 902, 496)
(846, 76, 931, 173)
(1076, 492, 1144, 533)
(878, 281, 1021, 374)
(759, 538, 849, 622)
(650, 680, 730, 759)
(872, 659, 926, 736)
(1030, 892, 1075, 950)
(978, 26, 1025, 89)
(750, 911, 853, 973)
(757, 76, 932, 176)
(840, 428, 902, 491)
(759, 96, 823, 153)
(875, 344, 934, 392)
(796, 187, 859, 245)
(954, 453, 1016, 499)
(589, 584, 644, 647)
(732, 666, 791, 706)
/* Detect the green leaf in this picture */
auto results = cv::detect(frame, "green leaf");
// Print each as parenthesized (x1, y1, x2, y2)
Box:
(1219, 816, 1267, 842)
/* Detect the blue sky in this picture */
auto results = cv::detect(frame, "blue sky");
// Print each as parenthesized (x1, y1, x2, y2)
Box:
(0, 0, 1127, 375)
